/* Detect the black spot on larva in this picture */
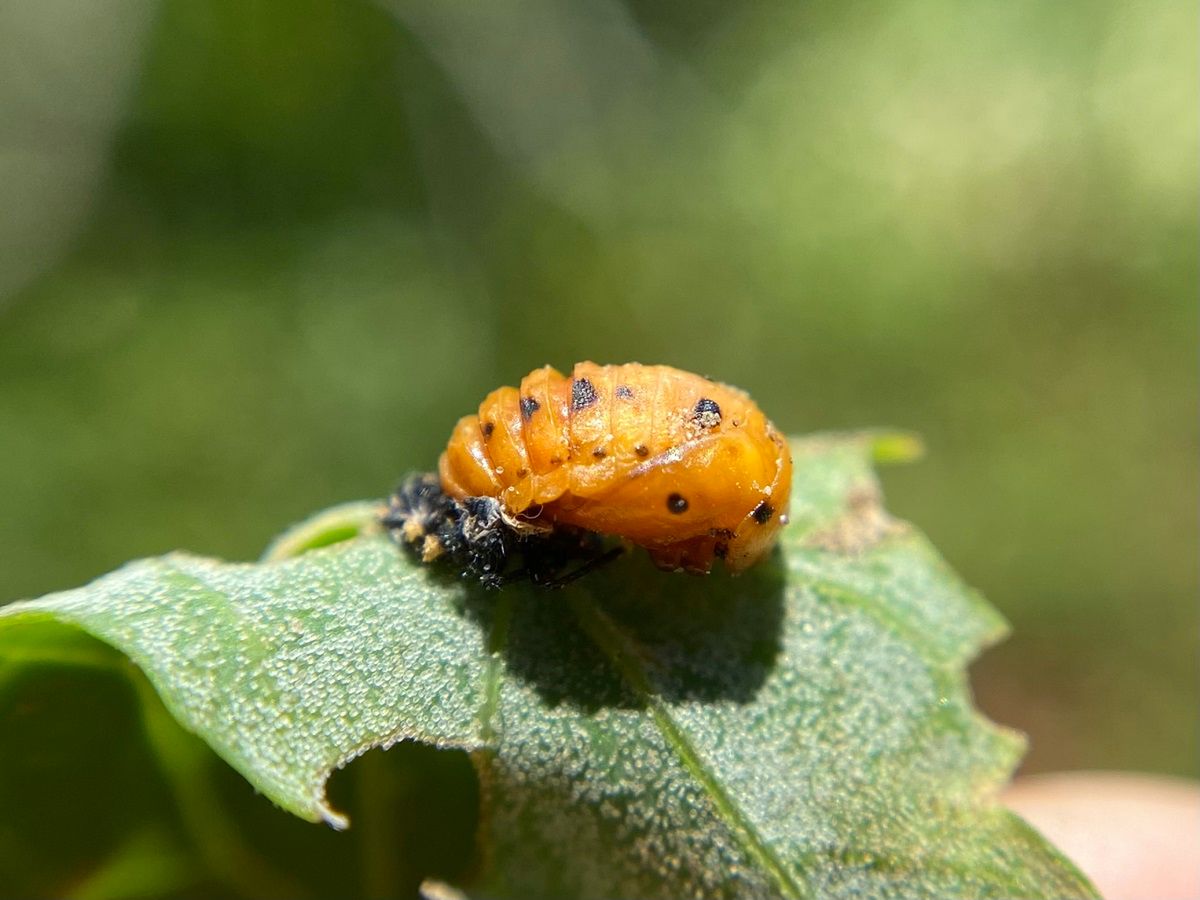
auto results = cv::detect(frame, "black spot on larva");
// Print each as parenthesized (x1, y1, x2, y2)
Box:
(667, 493, 689, 514)
(713, 541, 729, 559)
(482, 421, 495, 439)
(571, 377, 598, 410)
(516, 467, 529, 478)
(751, 500, 774, 524)
(592, 447, 607, 459)
(634, 444, 650, 458)
(520, 396, 540, 421)
(549, 455, 563, 466)
(615, 384, 634, 400)
(692, 397, 722, 428)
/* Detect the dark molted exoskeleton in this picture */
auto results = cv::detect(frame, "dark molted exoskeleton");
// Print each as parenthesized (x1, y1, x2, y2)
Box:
(382, 473, 620, 590)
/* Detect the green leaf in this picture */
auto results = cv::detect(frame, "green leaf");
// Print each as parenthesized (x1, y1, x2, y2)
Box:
(0, 433, 1097, 899)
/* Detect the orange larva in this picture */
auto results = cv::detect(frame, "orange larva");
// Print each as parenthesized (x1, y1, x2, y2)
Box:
(385, 362, 792, 587)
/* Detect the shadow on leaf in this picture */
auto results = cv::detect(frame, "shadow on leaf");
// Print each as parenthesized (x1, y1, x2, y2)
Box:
(452, 548, 787, 712)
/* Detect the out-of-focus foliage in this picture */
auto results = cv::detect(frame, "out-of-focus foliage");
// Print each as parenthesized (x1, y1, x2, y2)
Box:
(0, 0, 1194, 799)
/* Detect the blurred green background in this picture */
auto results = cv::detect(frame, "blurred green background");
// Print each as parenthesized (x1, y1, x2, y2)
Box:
(0, 0, 1194, 792)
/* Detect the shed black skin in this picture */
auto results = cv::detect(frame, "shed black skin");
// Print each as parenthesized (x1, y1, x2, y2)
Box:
(384, 473, 618, 589)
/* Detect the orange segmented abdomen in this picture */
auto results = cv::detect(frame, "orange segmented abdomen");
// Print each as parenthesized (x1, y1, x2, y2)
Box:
(601, 363, 660, 462)
(518, 365, 572, 505)
(439, 366, 574, 514)
(562, 362, 761, 499)
(473, 386, 537, 513)
(438, 415, 501, 500)
(562, 362, 660, 497)
(563, 362, 617, 495)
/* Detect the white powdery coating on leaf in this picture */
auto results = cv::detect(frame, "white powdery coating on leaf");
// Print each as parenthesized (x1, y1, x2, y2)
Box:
(483, 693, 774, 899)
(0, 434, 1097, 899)
(4, 540, 490, 825)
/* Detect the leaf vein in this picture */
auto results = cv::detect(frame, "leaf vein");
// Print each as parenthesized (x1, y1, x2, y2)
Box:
(569, 592, 814, 900)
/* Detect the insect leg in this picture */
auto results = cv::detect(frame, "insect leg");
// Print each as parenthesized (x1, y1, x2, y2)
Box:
(533, 546, 625, 590)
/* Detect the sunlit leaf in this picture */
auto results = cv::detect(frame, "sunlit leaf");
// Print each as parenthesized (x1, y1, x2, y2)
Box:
(0, 434, 1097, 898)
